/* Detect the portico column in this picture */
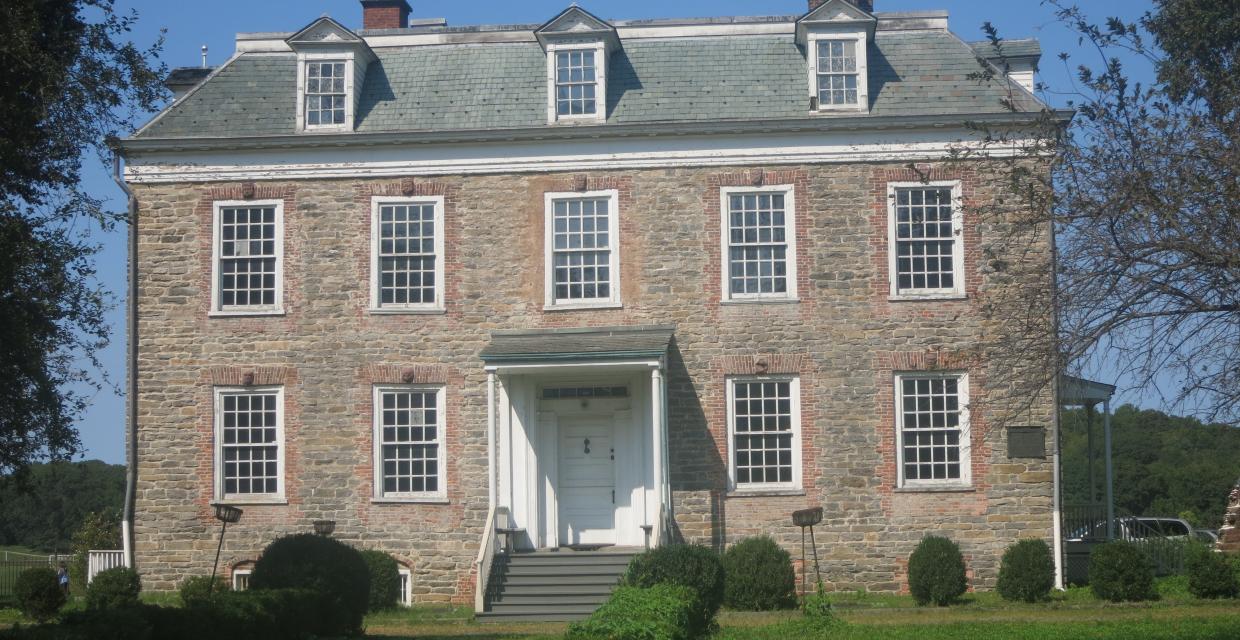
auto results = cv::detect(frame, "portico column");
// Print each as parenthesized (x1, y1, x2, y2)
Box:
(487, 371, 496, 512)
(651, 366, 665, 540)
(1104, 399, 1114, 540)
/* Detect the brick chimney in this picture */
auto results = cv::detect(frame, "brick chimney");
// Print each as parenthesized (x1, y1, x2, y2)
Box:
(809, 0, 874, 12)
(361, 0, 411, 30)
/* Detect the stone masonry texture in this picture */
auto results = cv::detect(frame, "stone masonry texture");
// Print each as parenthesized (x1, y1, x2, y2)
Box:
(133, 160, 1055, 602)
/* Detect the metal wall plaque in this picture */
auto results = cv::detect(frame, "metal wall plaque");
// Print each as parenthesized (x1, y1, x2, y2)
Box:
(1007, 426, 1046, 459)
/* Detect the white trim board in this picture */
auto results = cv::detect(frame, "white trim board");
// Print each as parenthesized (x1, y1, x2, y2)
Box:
(125, 130, 1037, 183)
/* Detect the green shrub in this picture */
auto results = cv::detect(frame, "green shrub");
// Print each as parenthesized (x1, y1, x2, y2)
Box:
(85, 567, 141, 611)
(1185, 544, 1238, 599)
(722, 536, 796, 611)
(623, 544, 725, 621)
(1090, 540, 1157, 602)
(801, 583, 834, 622)
(178, 575, 228, 607)
(248, 533, 370, 636)
(907, 536, 967, 606)
(566, 585, 703, 640)
(14, 568, 65, 622)
(360, 549, 401, 612)
(996, 538, 1055, 602)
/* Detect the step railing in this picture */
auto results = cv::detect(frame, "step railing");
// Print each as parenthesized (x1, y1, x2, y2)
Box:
(474, 506, 499, 613)
(87, 550, 127, 584)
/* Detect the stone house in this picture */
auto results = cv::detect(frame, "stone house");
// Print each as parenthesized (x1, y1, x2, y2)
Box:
(120, 0, 1065, 617)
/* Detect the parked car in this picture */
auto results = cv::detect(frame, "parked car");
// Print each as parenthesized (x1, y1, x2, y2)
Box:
(1192, 529, 1220, 545)
(1066, 516, 1192, 542)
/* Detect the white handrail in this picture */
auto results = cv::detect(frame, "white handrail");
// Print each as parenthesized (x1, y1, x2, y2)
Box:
(473, 506, 499, 613)
(87, 550, 127, 585)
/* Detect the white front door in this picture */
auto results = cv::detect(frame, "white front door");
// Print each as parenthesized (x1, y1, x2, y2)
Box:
(558, 415, 616, 545)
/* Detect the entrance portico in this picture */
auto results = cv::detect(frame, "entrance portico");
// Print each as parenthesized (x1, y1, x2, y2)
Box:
(481, 325, 673, 551)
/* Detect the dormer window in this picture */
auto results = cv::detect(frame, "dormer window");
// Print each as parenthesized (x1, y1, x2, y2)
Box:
(797, 0, 876, 114)
(555, 49, 599, 117)
(305, 61, 348, 127)
(536, 6, 617, 125)
(815, 40, 859, 106)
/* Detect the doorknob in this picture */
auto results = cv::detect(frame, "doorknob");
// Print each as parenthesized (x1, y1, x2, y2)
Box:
(583, 438, 591, 454)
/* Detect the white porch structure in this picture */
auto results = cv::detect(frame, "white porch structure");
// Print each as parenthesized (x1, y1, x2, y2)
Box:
(475, 325, 674, 611)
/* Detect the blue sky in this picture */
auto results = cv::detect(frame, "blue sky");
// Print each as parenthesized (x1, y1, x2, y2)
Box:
(73, 0, 1154, 463)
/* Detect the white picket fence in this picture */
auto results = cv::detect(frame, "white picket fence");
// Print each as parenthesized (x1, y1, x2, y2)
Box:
(87, 550, 127, 584)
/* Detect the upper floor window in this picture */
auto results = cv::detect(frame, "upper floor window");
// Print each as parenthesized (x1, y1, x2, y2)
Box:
(373, 385, 446, 501)
(728, 377, 802, 491)
(370, 196, 445, 313)
(304, 61, 347, 127)
(720, 186, 798, 301)
(211, 201, 283, 316)
(546, 44, 607, 123)
(544, 190, 621, 309)
(214, 387, 284, 502)
(896, 373, 970, 488)
(887, 182, 964, 298)
(816, 40, 859, 106)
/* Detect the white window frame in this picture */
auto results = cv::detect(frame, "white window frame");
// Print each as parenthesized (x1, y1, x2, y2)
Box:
(372, 384, 448, 502)
(210, 200, 285, 317)
(546, 42, 607, 124)
(543, 189, 622, 310)
(806, 32, 869, 113)
(296, 54, 355, 133)
(719, 185, 799, 302)
(397, 566, 412, 606)
(894, 372, 972, 489)
(886, 181, 965, 299)
(725, 376, 803, 492)
(213, 386, 286, 504)
(231, 568, 252, 591)
(369, 196, 446, 313)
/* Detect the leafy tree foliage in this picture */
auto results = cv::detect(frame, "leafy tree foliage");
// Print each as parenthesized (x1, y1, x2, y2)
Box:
(70, 510, 122, 593)
(0, 460, 124, 552)
(1061, 405, 1240, 528)
(0, 0, 164, 475)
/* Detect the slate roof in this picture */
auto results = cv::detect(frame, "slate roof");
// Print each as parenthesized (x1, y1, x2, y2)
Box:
(135, 22, 1045, 139)
(480, 325, 676, 363)
(969, 38, 1042, 60)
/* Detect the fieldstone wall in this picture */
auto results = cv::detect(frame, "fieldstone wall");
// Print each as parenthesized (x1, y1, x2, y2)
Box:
(132, 160, 1055, 601)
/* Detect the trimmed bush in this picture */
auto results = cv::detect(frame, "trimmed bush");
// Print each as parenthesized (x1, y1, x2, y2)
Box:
(1090, 540, 1157, 602)
(566, 585, 703, 640)
(248, 533, 370, 636)
(14, 568, 65, 622)
(623, 543, 725, 620)
(178, 575, 228, 607)
(907, 536, 967, 606)
(1185, 543, 1238, 599)
(85, 567, 141, 611)
(996, 538, 1055, 603)
(722, 536, 796, 611)
(360, 549, 402, 612)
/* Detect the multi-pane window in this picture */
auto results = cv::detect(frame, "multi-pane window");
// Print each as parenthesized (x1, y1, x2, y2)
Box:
(897, 374, 969, 486)
(373, 199, 442, 310)
(214, 203, 281, 312)
(546, 193, 618, 306)
(397, 567, 412, 606)
(891, 185, 961, 294)
(232, 569, 252, 591)
(723, 189, 796, 299)
(305, 61, 346, 127)
(816, 40, 859, 106)
(729, 378, 800, 489)
(215, 389, 282, 500)
(555, 50, 598, 116)
(374, 387, 445, 499)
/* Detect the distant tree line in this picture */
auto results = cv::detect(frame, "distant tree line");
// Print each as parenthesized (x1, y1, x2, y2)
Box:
(0, 460, 124, 552)
(1061, 405, 1240, 529)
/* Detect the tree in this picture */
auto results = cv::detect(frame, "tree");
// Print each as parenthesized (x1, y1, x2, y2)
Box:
(0, 460, 125, 551)
(965, 0, 1240, 423)
(0, 1, 164, 474)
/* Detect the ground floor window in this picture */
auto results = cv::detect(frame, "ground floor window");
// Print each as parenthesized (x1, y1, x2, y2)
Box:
(231, 568, 251, 591)
(398, 566, 412, 606)
(214, 387, 284, 501)
(727, 377, 801, 491)
(373, 385, 447, 500)
(896, 373, 970, 487)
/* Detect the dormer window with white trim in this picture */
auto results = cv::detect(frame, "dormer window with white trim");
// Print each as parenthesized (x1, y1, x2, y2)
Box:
(536, 6, 617, 125)
(285, 16, 375, 133)
(797, 0, 876, 114)
(304, 60, 348, 127)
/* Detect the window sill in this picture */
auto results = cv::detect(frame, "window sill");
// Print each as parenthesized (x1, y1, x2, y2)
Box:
(550, 115, 605, 125)
(894, 485, 975, 494)
(209, 309, 286, 318)
(370, 497, 450, 505)
(368, 307, 446, 316)
(211, 498, 288, 506)
(543, 302, 623, 312)
(887, 294, 967, 303)
(810, 107, 868, 115)
(727, 488, 805, 498)
(721, 298, 800, 306)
